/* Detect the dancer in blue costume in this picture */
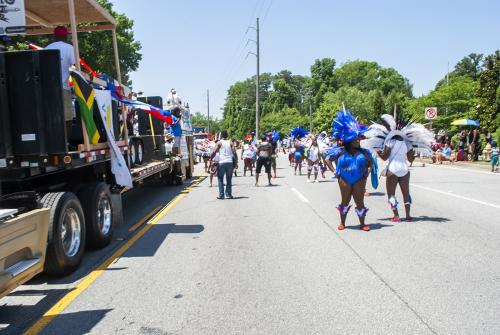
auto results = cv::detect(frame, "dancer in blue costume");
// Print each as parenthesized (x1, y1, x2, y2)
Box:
(326, 110, 373, 231)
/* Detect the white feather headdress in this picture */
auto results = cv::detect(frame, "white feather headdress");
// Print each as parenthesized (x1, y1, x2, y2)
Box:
(361, 114, 434, 155)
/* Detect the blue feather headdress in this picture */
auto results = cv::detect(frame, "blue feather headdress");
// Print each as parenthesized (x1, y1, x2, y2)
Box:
(332, 110, 367, 143)
(271, 130, 281, 143)
(290, 127, 308, 140)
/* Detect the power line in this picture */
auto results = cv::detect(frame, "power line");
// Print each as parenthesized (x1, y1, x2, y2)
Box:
(261, 0, 273, 25)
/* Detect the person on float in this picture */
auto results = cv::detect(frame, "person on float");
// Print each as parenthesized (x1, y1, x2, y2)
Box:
(45, 26, 76, 134)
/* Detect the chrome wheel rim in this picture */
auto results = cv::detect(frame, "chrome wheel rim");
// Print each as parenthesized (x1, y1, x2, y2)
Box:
(61, 208, 81, 257)
(97, 195, 112, 235)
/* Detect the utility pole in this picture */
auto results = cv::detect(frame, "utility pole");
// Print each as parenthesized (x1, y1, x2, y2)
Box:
(255, 17, 260, 139)
(207, 89, 210, 135)
(246, 17, 260, 138)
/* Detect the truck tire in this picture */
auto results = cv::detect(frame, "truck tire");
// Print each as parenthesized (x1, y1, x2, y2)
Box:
(78, 182, 114, 249)
(41, 192, 86, 276)
(135, 139, 144, 165)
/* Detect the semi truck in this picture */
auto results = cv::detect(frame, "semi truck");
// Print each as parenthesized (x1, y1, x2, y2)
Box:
(0, 0, 194, 298)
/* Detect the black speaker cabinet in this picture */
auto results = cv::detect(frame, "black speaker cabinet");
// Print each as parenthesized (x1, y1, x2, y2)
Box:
(0, 52, 13, 160)
(4, 50, 66, 157)
(137, 96, 164, 136)
(138, 135, 154, 165)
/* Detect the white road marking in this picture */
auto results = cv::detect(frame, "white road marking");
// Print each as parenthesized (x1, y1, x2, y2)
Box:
(426, 164, 499, 176)
(411, 183, 500, 210)
(291, 187, 309, 203)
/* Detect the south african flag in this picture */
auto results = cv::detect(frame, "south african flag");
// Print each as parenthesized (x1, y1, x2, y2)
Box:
(70, 71, 100, 144)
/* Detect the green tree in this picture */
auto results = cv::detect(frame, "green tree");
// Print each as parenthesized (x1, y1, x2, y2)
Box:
(260, 107, 308, 135)
(475, 50, 500, 130)
(455, 53, 484, 80)
(310, 58, 336, 107)
(191, 112, 221, 134)
(333, 60, 413, 97)
(407, 76, 479, 130)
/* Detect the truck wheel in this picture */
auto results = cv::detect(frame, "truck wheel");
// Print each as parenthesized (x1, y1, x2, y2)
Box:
(135, 139, 144, 165)
(41, 192, 86, 276)
(78, 182, 114, 249)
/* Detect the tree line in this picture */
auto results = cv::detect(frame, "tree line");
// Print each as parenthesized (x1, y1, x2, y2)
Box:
(221, 52, 500, 141)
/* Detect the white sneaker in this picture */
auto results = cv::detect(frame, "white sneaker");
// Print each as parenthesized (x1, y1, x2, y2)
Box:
(314, 180, 319, 183)
(307, 179, 311, 183)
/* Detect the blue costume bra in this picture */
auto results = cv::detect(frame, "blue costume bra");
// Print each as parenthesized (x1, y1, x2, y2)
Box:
(336, 150, 369, 185)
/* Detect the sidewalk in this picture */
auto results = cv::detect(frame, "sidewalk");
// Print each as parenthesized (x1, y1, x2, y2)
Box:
(422, 158, 496, 172)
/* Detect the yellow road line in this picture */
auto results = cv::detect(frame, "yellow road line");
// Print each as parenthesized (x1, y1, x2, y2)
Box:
(128, 206, 162, 232)
(24, 176, 204, 335)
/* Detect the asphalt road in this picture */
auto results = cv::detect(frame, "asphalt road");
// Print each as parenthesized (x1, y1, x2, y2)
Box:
(2, 155, 500, 335)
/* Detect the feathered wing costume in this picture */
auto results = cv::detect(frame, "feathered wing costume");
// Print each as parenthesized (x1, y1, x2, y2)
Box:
(362, 114, 434, 156)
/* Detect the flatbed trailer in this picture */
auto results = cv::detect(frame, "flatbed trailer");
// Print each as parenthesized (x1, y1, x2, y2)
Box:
(0, 0, 192, 299)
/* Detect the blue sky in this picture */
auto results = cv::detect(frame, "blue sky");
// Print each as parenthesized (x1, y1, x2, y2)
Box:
(112, 0, 499, 118)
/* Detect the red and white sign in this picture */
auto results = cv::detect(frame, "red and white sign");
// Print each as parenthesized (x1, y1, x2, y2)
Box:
(425, 107, 438, 120)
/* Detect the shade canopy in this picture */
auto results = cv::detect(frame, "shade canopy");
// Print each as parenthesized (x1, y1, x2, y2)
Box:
(451, 119, 480, 127)
(24, 0, 116, 35)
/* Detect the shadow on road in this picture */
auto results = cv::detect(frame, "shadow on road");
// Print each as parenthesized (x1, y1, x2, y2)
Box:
(367, 191, 385, 196)
(411, 215, 451, 223)
(344, 223, 393, 231)
(38, 309, 112, 335)
(123, 223, 204, 258)
(376, 216, 450, 223)
(0, 288, 71, 335)
(2, 177, 204, 334)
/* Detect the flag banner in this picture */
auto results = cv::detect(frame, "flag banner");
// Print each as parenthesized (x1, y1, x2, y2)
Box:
(94, 89, 133, 188)
(114, 97, 174, 125)
(71, 71, 100, 144)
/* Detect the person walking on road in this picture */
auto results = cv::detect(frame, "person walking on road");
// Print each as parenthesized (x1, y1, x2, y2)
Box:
(242, 141, 256, 176)
(363, 114, 433, 222)
(294, 142, 305, 175)
(255, 135, 273, 187)
(307, 139, 320, 183)
(327, 110, 373, 231)
(211, 131, 236, 199)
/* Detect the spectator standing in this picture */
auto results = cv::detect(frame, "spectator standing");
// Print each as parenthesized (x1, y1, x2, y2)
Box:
(211, 131, 236, 199)
(491, 141, 499, 172)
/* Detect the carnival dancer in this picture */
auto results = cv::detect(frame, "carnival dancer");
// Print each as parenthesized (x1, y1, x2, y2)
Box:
(307, 139, 320, 183)
(241, 140, 256, 176)
(362, 114, 433, 222)
(270, 131, 280, 178)
(290, 127, 308, 175)
(255, 134, 273, 186)
(327, 110, 374, 231)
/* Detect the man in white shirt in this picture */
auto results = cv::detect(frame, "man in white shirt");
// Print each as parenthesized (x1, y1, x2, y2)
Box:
(45, 26, 76, 125)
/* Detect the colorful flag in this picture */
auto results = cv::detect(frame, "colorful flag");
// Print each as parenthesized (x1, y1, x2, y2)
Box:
(71, 71, 100, 144)
(94, 89, 132, 188)
(116, 98, 174, 125)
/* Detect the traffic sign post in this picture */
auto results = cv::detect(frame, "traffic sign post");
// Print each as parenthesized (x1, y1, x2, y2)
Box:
(425, 107, 437, 130)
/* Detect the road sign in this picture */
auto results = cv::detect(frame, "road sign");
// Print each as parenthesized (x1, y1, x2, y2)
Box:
(425, 107, 438, 120)
(0, 0, 25, 36)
